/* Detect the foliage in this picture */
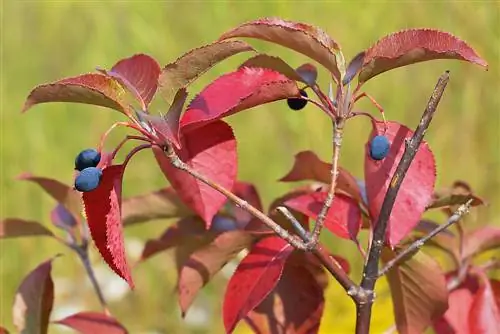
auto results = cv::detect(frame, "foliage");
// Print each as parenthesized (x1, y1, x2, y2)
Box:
(2, 15, 499, 334)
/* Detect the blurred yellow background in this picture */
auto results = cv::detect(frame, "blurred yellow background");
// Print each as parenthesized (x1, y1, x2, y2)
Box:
(1, 1, 499, 333)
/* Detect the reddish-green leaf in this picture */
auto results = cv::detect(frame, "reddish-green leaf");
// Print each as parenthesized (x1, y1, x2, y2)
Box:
(0, 326, 9, 334)
(433, 273, 479, 333)
(50, 204, 78, 230)
(105, 54, 161, 108)
(245, 252, 327, 334)
(0, 218, 54, 239)
(239, 54, 304, 83)
(17, 173, 82, 224)
(279, 150, 364, 205)
(12, 257, 56, 334)
(223, 236, 294, 334)
(22, 73, 128, 114)
(463, 227, 500, 259)
(135, 88, 188, 149)
(469, 271, 500, 334)
(153, 120, 237, 226)
(284, 192, 362, 241)
(365, 121, 436, 246)
(159, 40, 254, 105)
(179, 230, 253, 315)
(180, 67, 299, 131)
(54, 312, 128, 334)
(428, 180, 485, 210)
(359, 29, 488, 83)
(122, 187, 192, 227)
(382, 248, 448, 334)
(219, 17, 344, 82)
(82, 165, 133, 288)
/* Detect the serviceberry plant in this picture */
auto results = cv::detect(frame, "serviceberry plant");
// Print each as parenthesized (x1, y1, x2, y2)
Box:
(2, 17, 499, 334)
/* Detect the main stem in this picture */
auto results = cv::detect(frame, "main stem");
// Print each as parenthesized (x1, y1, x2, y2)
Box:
(355, 72, 450, 334)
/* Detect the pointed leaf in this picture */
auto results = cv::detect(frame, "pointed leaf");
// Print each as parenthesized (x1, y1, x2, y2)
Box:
(82, 165, 133, 288)
(0, 219, 54, 239)
(428, 180, 485, 210)
(280, 151, 364, 205)
(18, 173, 82, 224)
(180, 67, 299, 131)
(295, 63, 318, 86)
(463, 227, 500, 259)
(153, 120, 237, 226)
(122, 187, 192, 227)
(343, 51, 365, 86)
(382, 248, 448, 334)
(50, 204, 78, 230)
(106, 54, 161, 107)
(22, 73, 128, 114)
(365, 121, 436, 246)
(13, 257, 56, 334)
(468, 271, 500, 334)
(239, 54, 304, 83)
(223, 236, 294, 333)
(0, 327, 8, 334)
(135, 88, 188, 149)
(179, 230, 253, 315)
(159, 40, 255, 105)
(284, 192, 362, 241)
(219, 17, 344, 81)
(433, 273, 479, 333)
(54, 312, 128, 334)
(359, 29, 488, 83)
(245, 251, 327, 334)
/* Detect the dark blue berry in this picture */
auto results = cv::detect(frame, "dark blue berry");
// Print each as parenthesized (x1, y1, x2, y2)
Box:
(287, 89, 308, 110)
(75, 167, 103, 192)
(369, 135, 390, 160)
(75, 149, 101, 171)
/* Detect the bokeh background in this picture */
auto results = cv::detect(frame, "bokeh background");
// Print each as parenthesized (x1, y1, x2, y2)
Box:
(1, 1, 499, 333)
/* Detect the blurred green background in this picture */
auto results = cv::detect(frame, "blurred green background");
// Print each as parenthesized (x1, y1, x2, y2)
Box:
(1, 1, 499, 333)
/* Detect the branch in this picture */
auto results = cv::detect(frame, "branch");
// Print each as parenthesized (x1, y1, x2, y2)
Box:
(163, 145, 358, 297)
(378, 199, 473, 277)
(355, 71, 450, 334)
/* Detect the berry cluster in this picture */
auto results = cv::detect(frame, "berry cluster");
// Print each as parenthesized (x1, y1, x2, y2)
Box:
(74, 149, 103, 192)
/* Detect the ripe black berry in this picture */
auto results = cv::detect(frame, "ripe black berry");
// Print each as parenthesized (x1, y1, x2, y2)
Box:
(75, 149, 101, 171)
(369, 135, 390, 160)
(74, 167, 103, 192)
(287, 89, 308, 110)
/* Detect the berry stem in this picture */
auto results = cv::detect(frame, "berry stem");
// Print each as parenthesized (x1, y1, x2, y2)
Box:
(311, 83, 337, 117)
(351, 92, 388, 131)
(98, 121, 153, 152)
(122, 143, 152, 168)
(111, 135, 151, 161)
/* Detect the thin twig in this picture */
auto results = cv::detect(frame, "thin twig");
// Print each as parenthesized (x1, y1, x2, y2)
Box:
(162, 144, 358, 296)
(355, 71, 450, 334)
(378, 199, 473, 277)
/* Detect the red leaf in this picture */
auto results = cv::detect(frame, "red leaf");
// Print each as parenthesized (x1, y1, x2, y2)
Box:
(463, 227, 500, 259)
(223, 236, 294, 333)
(469, 271, 500, 334)
(0, 218, 54, 239)
(178, 230, 253, 315)
(491, 280, 500, 308)
(54, 311, 128, 334)
(284, 192, 362, 241)
(159, 40, 255, 106)
(82, 165, 133, 288)
(219, 17, 344, 82)
(134, 88, 187, 149)
(238, 54, 304, 83)
(364, 121, 436, 246)
(359, 29, 488, 83)
(13, 257, 56, 334)
(0, 326, 9, 334)
(18, 173, 82, 225)
(279, 150, 364, 205)
(107, 54, 161, 107)
(433, 273, 479, 334)
(153, 120, 237, 226)
(180, 67, 299, 131)
(122, 187, 192, 227)
(22, 73, 128, 114)
(245, 251, 327, 334)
